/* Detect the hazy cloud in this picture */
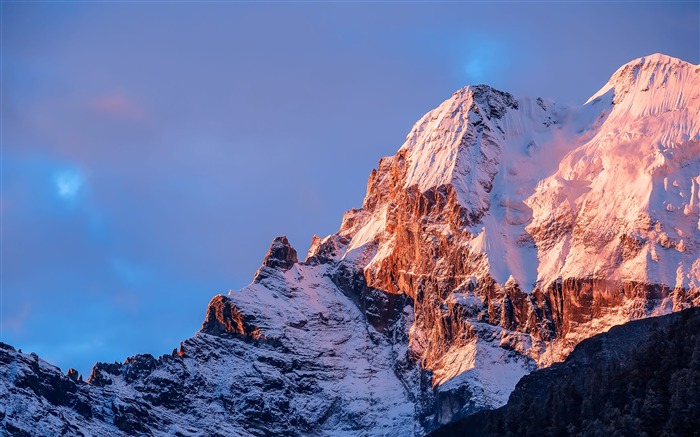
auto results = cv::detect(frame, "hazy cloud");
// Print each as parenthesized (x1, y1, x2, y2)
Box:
(88, 94, 147, 121)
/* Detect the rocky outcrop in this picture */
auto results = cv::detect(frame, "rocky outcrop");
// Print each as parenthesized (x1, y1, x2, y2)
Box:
(258, 236, 298, 271)
(201, 294, 265, 340)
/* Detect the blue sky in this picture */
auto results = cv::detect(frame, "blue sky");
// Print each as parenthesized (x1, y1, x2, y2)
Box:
(2, 1, 698, 376)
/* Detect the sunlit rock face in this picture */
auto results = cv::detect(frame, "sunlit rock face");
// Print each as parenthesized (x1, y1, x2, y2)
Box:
(306, 53, 700, 425)
(2, 54, 699, 436)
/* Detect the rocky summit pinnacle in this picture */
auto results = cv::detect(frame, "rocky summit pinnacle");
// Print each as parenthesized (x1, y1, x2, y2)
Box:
(253, 235, 300, 282)
(262, 236, 299, 271)
(2, 54, 699, 436)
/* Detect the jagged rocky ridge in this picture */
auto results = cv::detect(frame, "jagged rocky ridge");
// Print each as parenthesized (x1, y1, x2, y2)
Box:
(1, 239, 420, 436)
(305, 53, 700, 423)
(1, 54, 699, 436)
(428, 307, 700, 437)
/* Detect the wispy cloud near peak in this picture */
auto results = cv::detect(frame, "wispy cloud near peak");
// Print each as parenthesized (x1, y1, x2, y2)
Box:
(88, 93, 147, 121)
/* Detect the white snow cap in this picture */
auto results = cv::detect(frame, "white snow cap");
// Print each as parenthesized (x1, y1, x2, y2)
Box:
(587, 53, 698, 107)
(346, 53, 700, 292)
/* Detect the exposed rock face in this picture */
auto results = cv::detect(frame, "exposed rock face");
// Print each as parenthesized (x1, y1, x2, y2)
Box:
(262, 236, 298, 270)
(305, 53, 700, 423)
(254, 236, 299, 281)
(1, 54, 699, 436)
(201, 294, 265, 339)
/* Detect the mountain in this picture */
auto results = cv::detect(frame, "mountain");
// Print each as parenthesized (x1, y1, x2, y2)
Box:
(304, 52, 699, 424)
(428, 307, 700, 437)
(2, 53, 698, 436)
(1, 241, 419, 436)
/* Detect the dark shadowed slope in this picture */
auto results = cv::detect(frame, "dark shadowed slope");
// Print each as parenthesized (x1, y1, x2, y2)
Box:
(429, 307, 700, 437)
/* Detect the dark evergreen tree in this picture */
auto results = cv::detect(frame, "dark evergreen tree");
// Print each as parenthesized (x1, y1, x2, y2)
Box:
(429, 308, 700, 437)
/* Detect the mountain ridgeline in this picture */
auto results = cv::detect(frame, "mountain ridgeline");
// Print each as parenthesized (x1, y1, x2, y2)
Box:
(2, 54, 699, 436)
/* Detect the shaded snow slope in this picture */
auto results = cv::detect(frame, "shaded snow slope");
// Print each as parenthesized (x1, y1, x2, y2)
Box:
(222, 261, 417, 435)
(1, 258, 417, 436)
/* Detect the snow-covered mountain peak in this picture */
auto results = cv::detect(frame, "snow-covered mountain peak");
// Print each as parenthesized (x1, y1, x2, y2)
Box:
(3, 54, 699, 437)
(395, 53, 698, 216)
(615, 52, 690, 74)
(586, 53, 699, 112)
(342, 53, 699, 294)
(397, 83, 563, 218)
(526, 53, 700, 289)
(398, 85, 498, 196)
(325, 54, 698, 386)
